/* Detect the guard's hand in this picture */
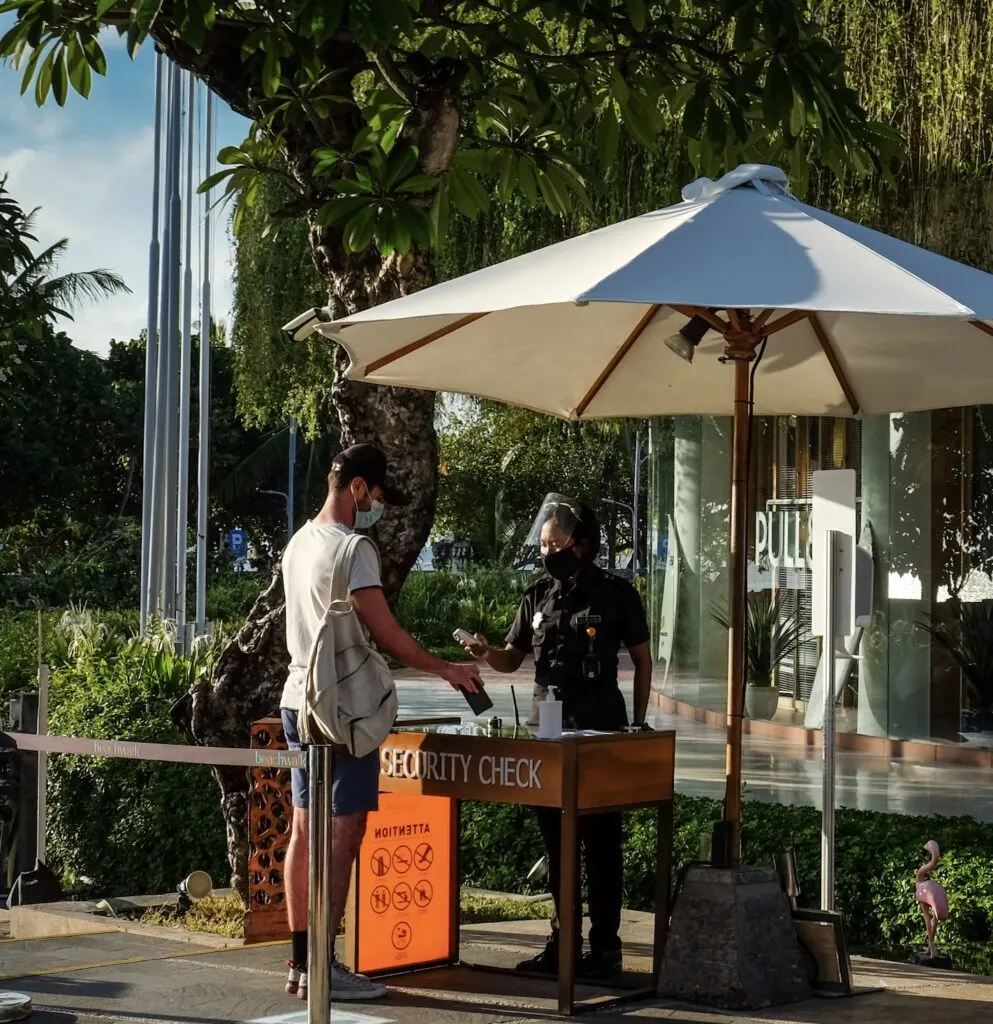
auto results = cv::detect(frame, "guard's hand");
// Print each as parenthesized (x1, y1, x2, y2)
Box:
(442, 661, 483, 694)
(460, 632, 490, 659)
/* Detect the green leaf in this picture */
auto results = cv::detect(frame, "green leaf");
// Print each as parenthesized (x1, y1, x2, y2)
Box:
(455, 148, 492, 175)
(497, 154, 516, 202)
(789, 91, 805, 138)
(96, 0, 119, 17)
(395, 174, 439, 194)
(343, 204, 377, 253)
(134, 0, 164, 33)
(763, 58, 792, 131)
(395, 202, 432, 248)
(307, 0, 344, 45)
(597, 105, 620, 167)
(385, 146, 418, 189)
(67, 39, 91, 97)
(51, 48, 68, 106)
(217, 146, 250, 166)
(197, 168, 237, 194)
(682, 82, 708, 139)
(314, 195, 370, 227)
(431, 182, 450, 247)
(517, 159, 538, 204)
(625, 0, 646, 32)
(83, 39, 108, 76)
(35, 45, 56, 105)
(329, 177, 374, 196)
(262, 48, 281, 99)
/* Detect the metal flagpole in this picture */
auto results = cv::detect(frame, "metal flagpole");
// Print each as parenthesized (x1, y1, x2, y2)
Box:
(140, 53, 164, 632)
(160, 60, 183, 620)
(195, 86, 213, 636)
(176, 71, 195, 639)
(151, 59, 177, 622)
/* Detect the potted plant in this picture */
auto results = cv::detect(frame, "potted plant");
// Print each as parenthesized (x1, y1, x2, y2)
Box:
(711, 591, 807, 720)
(919, 600, 993, 739)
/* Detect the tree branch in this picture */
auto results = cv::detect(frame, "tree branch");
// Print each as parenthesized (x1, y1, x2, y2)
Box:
(371, 49, 417, 105)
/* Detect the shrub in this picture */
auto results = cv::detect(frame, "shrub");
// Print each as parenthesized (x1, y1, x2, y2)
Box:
(46, 622, 229, 897)
(460, 795, 993, 956)
(396, 567, 533, 655)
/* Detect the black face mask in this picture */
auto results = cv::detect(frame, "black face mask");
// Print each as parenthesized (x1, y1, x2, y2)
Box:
(543, 546, 581, 581)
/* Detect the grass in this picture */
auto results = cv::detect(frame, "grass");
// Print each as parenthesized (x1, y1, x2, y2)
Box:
(138, 896, 245, 939)
(138, 892, 552, 939)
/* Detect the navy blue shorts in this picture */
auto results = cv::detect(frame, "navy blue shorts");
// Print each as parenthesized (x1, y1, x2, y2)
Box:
(280, 708, 380, 816)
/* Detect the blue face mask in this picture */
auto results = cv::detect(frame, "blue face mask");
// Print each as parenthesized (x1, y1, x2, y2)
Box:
(354, 488, 385, 530)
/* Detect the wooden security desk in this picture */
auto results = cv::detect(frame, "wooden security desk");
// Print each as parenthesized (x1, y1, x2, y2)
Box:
(341, 724, 675, 1015)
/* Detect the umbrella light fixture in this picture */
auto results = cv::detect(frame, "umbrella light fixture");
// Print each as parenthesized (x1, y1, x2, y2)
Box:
(664, 313, 711, 363)
(287, 163, 993, 865)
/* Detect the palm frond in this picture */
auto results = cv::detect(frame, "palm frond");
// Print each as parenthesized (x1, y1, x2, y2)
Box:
(710, 590, 809, 686)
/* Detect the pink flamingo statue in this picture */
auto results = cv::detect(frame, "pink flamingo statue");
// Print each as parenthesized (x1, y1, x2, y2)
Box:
(915, 840, 949, 960)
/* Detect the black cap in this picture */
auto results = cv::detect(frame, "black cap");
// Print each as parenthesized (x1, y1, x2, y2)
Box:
(331, 443, 410, 507)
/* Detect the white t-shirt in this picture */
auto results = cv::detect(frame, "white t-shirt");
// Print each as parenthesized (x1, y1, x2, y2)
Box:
(279, 520, 382, 711)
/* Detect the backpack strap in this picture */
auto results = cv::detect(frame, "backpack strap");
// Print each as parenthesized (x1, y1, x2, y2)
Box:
(325, 532, 380, 611)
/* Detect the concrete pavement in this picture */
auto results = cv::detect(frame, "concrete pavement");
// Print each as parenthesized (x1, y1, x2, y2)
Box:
(0, 912, 990, 1023)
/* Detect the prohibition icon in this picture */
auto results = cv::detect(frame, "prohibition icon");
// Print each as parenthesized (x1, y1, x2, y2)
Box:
(370, 849, 391, 877)
(392, 845, 412, 874)
(413, 879, 433, 909)
(414, 842, 433, 870)
(392, 922, 412, 951)
(370, 885, 390, 914)
(392, 881, 412, 912)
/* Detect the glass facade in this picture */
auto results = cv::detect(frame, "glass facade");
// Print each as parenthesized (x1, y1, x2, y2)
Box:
(646, 410, 993, 748)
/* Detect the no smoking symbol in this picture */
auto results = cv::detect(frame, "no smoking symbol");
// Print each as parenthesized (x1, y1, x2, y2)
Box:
(392, 882, 412, 912)
(392, 922, 412, 951)
(413, 879, 433, 909)
(414, 843, 433, 870)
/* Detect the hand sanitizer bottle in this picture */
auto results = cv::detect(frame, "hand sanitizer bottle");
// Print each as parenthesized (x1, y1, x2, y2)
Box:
(537, 687, 563, 740)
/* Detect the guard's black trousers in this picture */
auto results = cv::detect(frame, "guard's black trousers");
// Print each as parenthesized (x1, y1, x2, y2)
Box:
(536, 807, 623, 956)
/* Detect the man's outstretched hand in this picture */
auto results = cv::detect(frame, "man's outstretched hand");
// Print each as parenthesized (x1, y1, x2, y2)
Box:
(442, 661, 484, 693)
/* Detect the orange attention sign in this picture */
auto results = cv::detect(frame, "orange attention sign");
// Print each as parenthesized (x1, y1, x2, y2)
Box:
(355, 792, 454, 974)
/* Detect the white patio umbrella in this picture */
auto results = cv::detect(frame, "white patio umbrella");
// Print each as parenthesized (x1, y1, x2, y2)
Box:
(286, 163, 993, 862)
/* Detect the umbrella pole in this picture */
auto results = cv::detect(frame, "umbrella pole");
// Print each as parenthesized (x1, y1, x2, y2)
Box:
(715, 329, 757, 868)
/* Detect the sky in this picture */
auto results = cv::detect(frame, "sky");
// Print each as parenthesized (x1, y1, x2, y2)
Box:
(0, 24, 249, 355)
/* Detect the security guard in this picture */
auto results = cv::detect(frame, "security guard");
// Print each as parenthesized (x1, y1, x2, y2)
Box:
(461, 494, 653, 979)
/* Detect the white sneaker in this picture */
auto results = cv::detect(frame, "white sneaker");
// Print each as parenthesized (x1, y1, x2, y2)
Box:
(285, 962, 307, 1000)
(330, 955, 388, 1001)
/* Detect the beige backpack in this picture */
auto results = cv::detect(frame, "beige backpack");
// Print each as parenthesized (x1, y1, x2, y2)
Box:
(300, 532, 398, 757)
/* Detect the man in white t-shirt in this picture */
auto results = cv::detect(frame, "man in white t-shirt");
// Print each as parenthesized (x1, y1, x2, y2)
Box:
(280, 443, 483, 1003)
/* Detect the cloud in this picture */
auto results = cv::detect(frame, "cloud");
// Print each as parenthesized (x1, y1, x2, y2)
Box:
(0, 45, 243, 356)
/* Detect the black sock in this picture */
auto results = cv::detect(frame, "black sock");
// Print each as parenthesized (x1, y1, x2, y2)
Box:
(291, 930, 308, 970)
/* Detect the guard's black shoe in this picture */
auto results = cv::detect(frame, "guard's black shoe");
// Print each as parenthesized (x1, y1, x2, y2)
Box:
(578, 948, 623, 980)
(514, 944, 560, 974)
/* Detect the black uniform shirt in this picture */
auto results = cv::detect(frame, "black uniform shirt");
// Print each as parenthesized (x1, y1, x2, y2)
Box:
(505, 564, 650, 730)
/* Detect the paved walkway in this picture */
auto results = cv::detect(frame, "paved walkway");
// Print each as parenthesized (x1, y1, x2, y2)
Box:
(0, 916, 990, 1023)
(394, 667, 993, 822)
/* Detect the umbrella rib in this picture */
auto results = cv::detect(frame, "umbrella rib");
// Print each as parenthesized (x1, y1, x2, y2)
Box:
(761, 309, 811, 337)
(809, 313, 860, 416)
(669, 305, 729, 333)
(574, 304, 661, 417)
(970, 319, 993, 339)
(364, 312, 489, 374)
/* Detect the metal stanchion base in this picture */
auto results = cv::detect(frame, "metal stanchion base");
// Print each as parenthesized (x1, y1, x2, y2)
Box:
(0, 991, 32, 1021)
